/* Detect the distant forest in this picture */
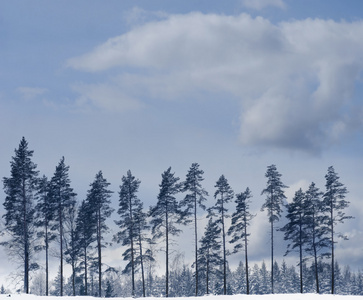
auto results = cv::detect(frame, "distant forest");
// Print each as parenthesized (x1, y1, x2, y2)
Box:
(1, 137, 357, 297)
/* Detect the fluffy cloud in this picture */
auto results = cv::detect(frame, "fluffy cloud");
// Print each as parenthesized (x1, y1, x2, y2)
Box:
(67, 13, 363, 152)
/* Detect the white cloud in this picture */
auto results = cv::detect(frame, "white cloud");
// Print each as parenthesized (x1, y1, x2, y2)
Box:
(242, 0, 286, 10)
(67, 13, 363, 152)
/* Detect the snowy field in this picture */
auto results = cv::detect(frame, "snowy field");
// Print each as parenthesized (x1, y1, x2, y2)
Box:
(2, 294, 363, 300)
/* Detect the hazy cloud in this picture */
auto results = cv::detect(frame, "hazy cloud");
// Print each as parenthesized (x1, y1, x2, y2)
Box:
(242, 0, 286, 10)
(67, 13, 363, 153)
(17, 87, 47, 101)
(72, 83, 145, 113)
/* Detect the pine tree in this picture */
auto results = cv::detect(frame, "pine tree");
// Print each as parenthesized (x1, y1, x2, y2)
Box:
(228, 187, 254, 294)
(87, 171, 114, 297)
(35, 175, 57, 296)
(261, 164, 287, 293)
(149, 167, 183, 297)
(2, 137, 39, 293)
(49, 156, 77, 296)
(180, 163, 208, 296)
(323, 166, 351, 294)
(304, 182, 328, 293)
(64, 201, 78, 296)
(232, 261, 247, 294)
(105, 280, 114, 298)
(75, 199, 96, 295)
(280, 188, 305, 293)
(208, 175, 234, 295)
(133, 202, 154, 297)
(114, 170, 151, 297)
(197, 217, 222, 295)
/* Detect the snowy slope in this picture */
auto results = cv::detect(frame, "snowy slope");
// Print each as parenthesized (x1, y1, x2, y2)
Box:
(1, 294, 363, 300)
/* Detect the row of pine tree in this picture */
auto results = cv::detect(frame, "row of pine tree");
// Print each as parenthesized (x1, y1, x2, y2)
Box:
(1, 138, 353, 297)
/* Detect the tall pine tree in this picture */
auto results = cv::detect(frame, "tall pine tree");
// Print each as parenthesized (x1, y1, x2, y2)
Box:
(323, 166, 351, 294)
(35, 175, 56, 295)
(149, 167, 183, 297)
(208, 175, 234, 295)
(87, 171, 114, 297)
(49, 157, 77, 296)
(228, 187, 254, 294)
(114, 170, 150, 297)
(197, 217, 222, 295)
(304, 182, 328, 293)
(75, 199, 96, 295)
(180, 163, 208, 296)
(261, 164, 287, 294)
(280, 188, 305, 293)
(2, 137, 39, 293)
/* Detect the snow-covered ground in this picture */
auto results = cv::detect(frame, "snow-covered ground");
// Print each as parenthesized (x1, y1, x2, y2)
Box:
(1, 294, 363, 300)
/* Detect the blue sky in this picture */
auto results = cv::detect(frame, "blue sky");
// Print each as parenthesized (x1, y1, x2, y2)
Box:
(1, 0, 363, 290)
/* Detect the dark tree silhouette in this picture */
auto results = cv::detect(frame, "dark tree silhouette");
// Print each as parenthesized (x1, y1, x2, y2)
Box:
(149, 167, 184, 297)
(49, 157, 77, 296)
(2, 137, 39, 293)
(261, 164, 287, 294)
(208, 175, 234, 295)
(323, 166, 351, 294)
(228, 187, 254, 294)
(180, 163, 208, 296)
(87, 171, 114, 297)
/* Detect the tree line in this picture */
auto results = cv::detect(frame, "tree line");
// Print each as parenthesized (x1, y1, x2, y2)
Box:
(1, 137, 353, 296)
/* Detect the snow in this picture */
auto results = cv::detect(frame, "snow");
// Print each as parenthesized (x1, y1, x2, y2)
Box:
(1, 294, 363, 300)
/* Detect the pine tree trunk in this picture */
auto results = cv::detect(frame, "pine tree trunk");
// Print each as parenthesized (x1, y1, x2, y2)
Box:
(312, 213, 319, 293)
(165, 208, 169, 298)
(194, 190, 198, 296)
(271, 216, 274, 294)
(221, 196, 227, 295)
(72, 258, 76, 296)
(299, 236, 303, 293)
(138, 230, 146, 297)
(206, 253, 209, 295)
(129, 199, 135, 296)
(85, 246, 88, 295)
(97, 208, 102, 297)
(244, 219, 250, 295)
(299, 214, 303, 293)
(59, 204, 63, 296)
(331, 201, 335, 294)
(45, 226, 49, 296)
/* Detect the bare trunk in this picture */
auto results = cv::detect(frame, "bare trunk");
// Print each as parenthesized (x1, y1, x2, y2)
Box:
(97, 208, 102, 297)
(138, 230, 146, 297)
(165, 208, 169, 298)
(271, 217, 274, 294)
(194, 190, 198, 296)
(244, 216, 250, 295)
(331, 201, 335, 294)
(221, 194, 227, 295)
(85, 246, 88, 295)
(59, 204, 63, 296)
(45, 226, 49, 296)
(312, 212, 319, 293)
(129, 196, 135, 296)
